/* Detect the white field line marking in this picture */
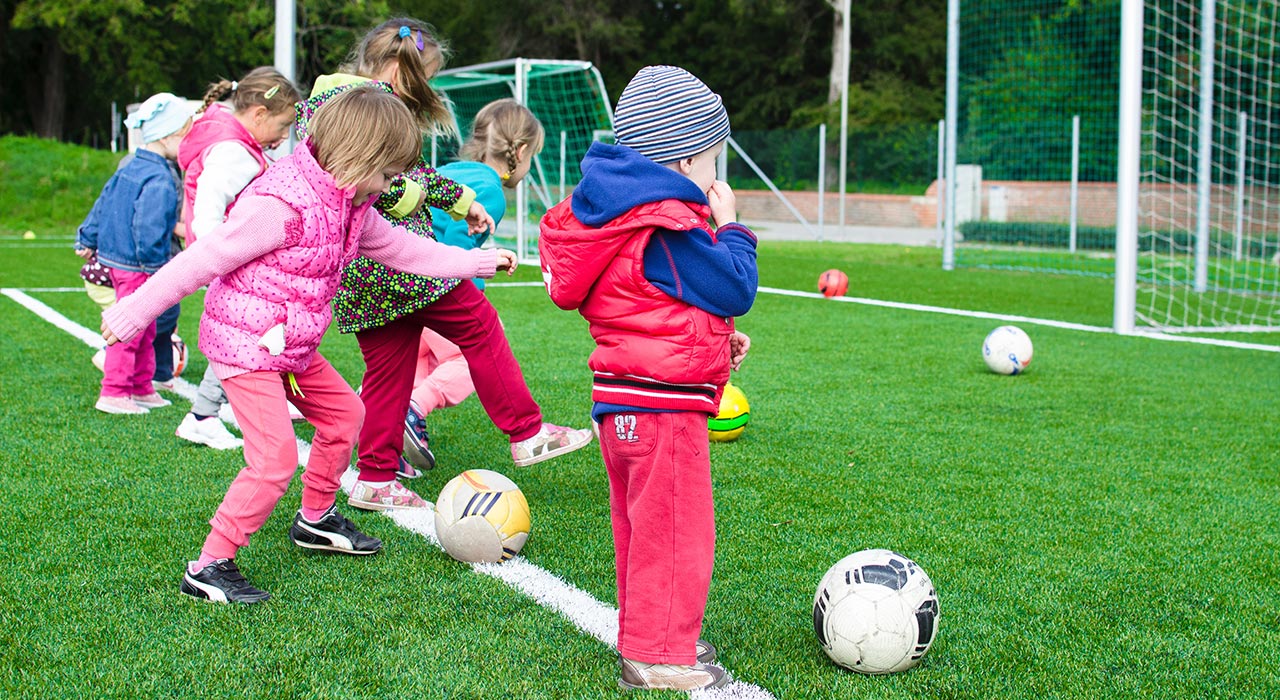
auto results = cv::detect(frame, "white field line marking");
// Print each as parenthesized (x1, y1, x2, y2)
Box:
(15, 284, 1276, 353)
(1, 287, 776, 700)
(760, 286, 1280, 353)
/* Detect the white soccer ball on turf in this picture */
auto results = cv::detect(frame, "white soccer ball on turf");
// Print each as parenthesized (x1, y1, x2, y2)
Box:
(982, 325, 1033, 375)
(434, 469, 530, 563)
(812, 548, 940, 674)
(171, 333, 188, 377)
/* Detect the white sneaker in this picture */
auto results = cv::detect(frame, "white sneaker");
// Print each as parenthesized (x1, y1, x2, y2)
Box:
(95, 395, 148, 415)
(176, 413, 243, 450)
(511, 423, 593, 467)
(132, 392, 171, 409)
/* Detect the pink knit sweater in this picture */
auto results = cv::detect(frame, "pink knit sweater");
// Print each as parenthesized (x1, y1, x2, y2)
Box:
(102, 194, 498, 379)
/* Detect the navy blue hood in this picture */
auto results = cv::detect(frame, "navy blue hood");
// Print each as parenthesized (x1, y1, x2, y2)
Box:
(571, 142, 709, 226)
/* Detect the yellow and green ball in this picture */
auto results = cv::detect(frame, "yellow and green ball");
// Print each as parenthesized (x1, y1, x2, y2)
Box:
(709, 383, 750, 442)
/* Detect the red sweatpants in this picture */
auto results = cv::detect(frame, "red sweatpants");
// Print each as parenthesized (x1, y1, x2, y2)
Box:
(354, 281, 541, 482)
(599, 410, 716, 666)
(200, 354, 363, 560)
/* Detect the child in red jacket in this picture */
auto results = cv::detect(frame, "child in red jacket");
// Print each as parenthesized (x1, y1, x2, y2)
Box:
(539, 65, 757, 691)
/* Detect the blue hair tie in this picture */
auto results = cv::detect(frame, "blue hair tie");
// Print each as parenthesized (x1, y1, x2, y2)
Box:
(398, 26, 411, 39)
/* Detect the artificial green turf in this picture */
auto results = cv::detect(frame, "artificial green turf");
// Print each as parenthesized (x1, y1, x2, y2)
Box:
(2, 233, 1277, 699)
(2, 135, 1278, 697)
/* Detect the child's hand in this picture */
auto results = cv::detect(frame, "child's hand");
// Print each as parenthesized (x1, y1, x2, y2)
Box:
(708, 180, 737, 226)
(495, 249, 518, 276)
(101, 321, 120, 346)
(729, 330, 751, 370)
(466, 201, 495, 235)
(75, 246, 95, 261)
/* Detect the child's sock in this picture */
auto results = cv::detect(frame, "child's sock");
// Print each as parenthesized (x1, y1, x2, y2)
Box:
(300, 504, 332, 523)
(191, 552, 219, 574)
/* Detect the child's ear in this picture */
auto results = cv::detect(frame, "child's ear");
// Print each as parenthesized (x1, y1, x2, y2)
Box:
(676, 157, 695, 175)
(517, 143, 531, 163)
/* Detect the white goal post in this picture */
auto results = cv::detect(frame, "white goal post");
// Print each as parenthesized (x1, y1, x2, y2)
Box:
(1115, 0, 1280, 335)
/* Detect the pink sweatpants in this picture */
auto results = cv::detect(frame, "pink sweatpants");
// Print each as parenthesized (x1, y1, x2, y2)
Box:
(200, 354, 363, 560)
(599, 410, 716, 665)
(409, 328, 475, 414)
(101, 268, 155, 398)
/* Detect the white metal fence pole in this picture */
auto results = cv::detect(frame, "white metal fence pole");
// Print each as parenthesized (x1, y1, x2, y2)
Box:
(1194, 0, 1216, 292)
(1234, 111, 1247, 261)
(1070, 114, 1081, 252)
(943, 0, 960, 270)
(515, 58, 529, 262)
(936, 119, 945, 232)
(838, 0, 851, 234)
(1114, 0, 1144, 335)
(818, 123, 827, 243)
(559, 130, 567, 203)
(274, 0, 296, 154)
(110, 102, 119, 153)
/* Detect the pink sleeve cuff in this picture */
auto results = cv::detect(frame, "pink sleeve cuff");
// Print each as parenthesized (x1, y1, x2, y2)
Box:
(102, 303, 145, 345)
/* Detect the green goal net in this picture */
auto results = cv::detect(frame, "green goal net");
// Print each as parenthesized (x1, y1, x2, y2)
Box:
(952, 0, 1279, 336)
(431, 59, 614, 261)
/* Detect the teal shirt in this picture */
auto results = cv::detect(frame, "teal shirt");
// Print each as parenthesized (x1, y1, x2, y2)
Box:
(429, 161, 506, 290)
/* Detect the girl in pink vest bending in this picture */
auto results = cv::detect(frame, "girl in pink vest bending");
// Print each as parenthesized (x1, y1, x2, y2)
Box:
(173, 67, 302, 451)
(101, 86, 516, 604)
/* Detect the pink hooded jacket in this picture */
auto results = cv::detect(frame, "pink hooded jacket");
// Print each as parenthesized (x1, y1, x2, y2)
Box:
(177, 103, 267, 244)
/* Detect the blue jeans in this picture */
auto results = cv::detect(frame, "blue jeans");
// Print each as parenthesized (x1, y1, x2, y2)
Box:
(152, 303, 180, 381)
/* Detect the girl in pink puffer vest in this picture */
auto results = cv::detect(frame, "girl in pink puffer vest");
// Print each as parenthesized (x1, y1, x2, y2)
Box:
(101, 86, 516, 604)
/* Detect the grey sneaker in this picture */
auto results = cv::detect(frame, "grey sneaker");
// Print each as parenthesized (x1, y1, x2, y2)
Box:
(618, 657, 728, 691)
(401, 400, 435, 474)
(696, 638, 717, 664)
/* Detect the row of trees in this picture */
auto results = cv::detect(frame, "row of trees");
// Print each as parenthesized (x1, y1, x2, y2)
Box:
(0, 0, 947, 148)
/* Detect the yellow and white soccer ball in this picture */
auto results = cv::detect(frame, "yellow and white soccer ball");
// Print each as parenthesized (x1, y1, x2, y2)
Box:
(708, 383, 750, 442)
(434, 469, 530, 563)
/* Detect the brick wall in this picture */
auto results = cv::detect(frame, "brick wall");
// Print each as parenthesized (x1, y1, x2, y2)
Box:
(736, 181, 1280, 234)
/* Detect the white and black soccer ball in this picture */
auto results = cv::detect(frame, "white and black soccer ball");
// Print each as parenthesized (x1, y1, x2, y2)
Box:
(812, 548, 940, 674)
(982, 325, 1033, 375)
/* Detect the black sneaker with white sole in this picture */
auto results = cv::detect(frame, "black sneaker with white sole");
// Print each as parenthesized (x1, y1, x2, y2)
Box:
(180, 559, 270, 604)
(288, 506, 382, 554)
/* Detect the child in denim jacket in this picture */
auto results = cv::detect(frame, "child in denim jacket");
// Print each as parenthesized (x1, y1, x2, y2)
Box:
(76, 92, 193, 415)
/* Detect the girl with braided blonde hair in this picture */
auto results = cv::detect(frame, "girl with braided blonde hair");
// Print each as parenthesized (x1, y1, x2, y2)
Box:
(170, 66, 301, 450)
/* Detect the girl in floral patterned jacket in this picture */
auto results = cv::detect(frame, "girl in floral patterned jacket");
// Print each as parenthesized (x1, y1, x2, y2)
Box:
(296, 18, 592, 512)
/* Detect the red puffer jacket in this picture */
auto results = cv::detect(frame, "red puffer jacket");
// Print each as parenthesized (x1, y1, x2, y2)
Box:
(540, 197, 732, 414)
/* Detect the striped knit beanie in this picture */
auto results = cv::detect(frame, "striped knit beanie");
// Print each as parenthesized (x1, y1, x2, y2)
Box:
(614, 65, 730, 164)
